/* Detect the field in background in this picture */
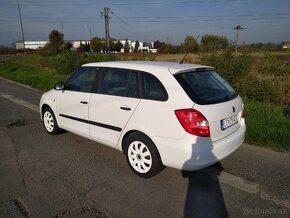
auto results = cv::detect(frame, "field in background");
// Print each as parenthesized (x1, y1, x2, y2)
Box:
(0, 51, 289, 150)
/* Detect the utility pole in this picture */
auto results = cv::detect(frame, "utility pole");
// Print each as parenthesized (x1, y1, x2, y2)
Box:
(60, 18, 64, 51)
(16, 0, 25, 53)
(89, 27, 92, 51)
(60, 18, 64, 35)
(234, 25, 244, 54)
(90, 27, 92, 41)
(101, 7, 112, 53)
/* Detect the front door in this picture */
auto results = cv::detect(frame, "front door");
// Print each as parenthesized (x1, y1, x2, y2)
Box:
(56, 67, 99, 136)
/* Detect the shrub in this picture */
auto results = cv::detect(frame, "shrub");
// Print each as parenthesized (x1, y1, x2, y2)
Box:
(200, 51, 251, 91)
(54, 51, 80, 74)
(200, 52, 290, 107)
(54, 51, 119, 75)
(257, 53, 290, 106)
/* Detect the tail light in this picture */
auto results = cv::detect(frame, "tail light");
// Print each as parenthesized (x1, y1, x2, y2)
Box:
(242, 110, 245, 118)
(175, 108, 210, 137)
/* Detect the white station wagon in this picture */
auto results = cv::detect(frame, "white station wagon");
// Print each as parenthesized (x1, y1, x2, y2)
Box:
(40, 61, 246, 177)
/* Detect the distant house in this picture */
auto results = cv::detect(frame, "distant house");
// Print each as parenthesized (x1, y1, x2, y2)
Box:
(67, 40, 90, 50)
(119, 40, 157, 53)
(282, 41, 290, 49)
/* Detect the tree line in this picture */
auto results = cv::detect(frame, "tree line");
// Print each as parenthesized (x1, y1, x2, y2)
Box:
(153, 35, 229, 53)
(38, 29, 286, 56)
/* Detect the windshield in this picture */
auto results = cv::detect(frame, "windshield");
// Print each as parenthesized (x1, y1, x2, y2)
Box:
(174, 70, 237, 105)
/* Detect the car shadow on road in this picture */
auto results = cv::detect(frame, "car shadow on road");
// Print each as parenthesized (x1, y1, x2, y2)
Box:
(182, 139, 228, 218)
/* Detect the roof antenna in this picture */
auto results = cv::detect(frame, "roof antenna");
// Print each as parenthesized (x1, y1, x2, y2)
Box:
(179, 51, 189, 64)
(179, 34, 200, 64)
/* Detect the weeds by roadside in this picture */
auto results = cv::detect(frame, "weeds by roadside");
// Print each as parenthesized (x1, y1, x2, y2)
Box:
(0, 57, 66, 90)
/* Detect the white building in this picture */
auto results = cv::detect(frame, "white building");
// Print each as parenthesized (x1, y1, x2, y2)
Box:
(119, 40, 157, 53)
(16, 40, 90, 50)
(68, 40, 90, 49)
(16, 39, 158, 53)
(16, 41, 48, 50)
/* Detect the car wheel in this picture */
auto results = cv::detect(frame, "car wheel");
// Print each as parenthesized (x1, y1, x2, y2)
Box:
(42, 107, 62, 135)
(124, 132, 164, 178)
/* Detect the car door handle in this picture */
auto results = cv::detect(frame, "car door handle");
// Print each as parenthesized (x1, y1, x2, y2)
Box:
(120, 106, 131, 111)
(80, 101, 88, 104)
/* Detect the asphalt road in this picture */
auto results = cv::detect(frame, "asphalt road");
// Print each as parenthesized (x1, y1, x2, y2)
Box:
(0, 77, 289, 218)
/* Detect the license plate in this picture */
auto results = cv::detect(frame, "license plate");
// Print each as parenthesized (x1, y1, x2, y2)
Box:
(221, 115, 238, 130)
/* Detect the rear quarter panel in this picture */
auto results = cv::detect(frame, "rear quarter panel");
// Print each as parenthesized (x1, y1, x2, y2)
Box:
(117, 67, 194, 149)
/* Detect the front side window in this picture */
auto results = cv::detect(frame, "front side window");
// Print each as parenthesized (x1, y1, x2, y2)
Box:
(98, 68, 138, 98)
(174, 70, 237, 105)
(65, 67, 99, 92)
(141, 73, 168, 101)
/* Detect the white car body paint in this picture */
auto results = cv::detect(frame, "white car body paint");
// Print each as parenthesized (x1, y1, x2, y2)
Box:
(40, 61, 246, 171)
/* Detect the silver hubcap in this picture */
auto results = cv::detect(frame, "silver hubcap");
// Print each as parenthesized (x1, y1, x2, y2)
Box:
(43, 111, 54, 132)
(128, 141, 152, 173)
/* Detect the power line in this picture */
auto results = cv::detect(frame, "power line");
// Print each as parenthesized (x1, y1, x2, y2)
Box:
(0, 0, 254, 7)
(1, 13, 289, 22)
(1, 15, 289, 24)
(111, 12, 149, 40)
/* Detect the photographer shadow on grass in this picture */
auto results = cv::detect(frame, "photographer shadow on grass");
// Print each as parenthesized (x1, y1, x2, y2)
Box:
(182, 137, 228, 218)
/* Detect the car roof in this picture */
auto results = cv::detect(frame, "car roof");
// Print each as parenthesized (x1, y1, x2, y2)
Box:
(82, 61, 214, 74)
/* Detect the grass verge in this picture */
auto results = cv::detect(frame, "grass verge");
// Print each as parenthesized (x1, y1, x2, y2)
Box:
(244, 100, 290, 151)
(0, 56, 66, 91)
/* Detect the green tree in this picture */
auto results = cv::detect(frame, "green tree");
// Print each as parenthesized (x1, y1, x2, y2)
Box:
(124, 39, 130, 53)
(182, 36, 199, 53)
(64, 41, 73, 50)
(48, 29, 64, 54)
(115, 41, 123, 52)
(200, 34, 229, 52)
(153, 40, 165, 49)
(109, 39, 116, 51)
(81, 42, 90, 52)
(134, 40, 140, 52)
(40, 29, 64, 55)
(90, 37, 104, 52)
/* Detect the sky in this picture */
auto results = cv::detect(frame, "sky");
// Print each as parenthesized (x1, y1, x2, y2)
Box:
(0, 0, 289, 47)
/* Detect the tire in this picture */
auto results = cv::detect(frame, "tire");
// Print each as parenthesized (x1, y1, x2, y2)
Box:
(42, 107, 62, 135)
(124, 132, 164, 178)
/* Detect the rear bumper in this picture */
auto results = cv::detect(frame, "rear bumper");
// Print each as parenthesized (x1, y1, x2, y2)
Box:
(154, 120, 246, 171)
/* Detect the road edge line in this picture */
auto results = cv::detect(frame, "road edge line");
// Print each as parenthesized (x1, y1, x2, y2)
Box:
(0, 76, 43, 93)
(0, 92, 39, 112)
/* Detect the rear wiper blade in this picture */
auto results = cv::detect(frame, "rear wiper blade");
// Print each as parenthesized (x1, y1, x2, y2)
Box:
(225, 93, 236, 100)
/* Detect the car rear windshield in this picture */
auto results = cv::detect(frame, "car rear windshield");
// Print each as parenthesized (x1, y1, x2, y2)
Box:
(174, 70, 237, 105)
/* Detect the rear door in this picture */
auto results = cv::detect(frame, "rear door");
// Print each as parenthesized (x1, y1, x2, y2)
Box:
(56, 67, 99, 136)
(89, 68, 141, 147)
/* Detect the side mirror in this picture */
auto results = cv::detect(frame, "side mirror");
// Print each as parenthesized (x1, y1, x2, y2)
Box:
(54, 82, 64, 90)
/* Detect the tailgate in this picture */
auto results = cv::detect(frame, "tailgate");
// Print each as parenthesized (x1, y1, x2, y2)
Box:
(193, 96, 244, 142)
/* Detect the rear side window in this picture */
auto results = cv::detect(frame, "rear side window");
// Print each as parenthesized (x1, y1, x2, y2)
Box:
(141, 73, 168, 101)
(174, 70, 237, 105)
